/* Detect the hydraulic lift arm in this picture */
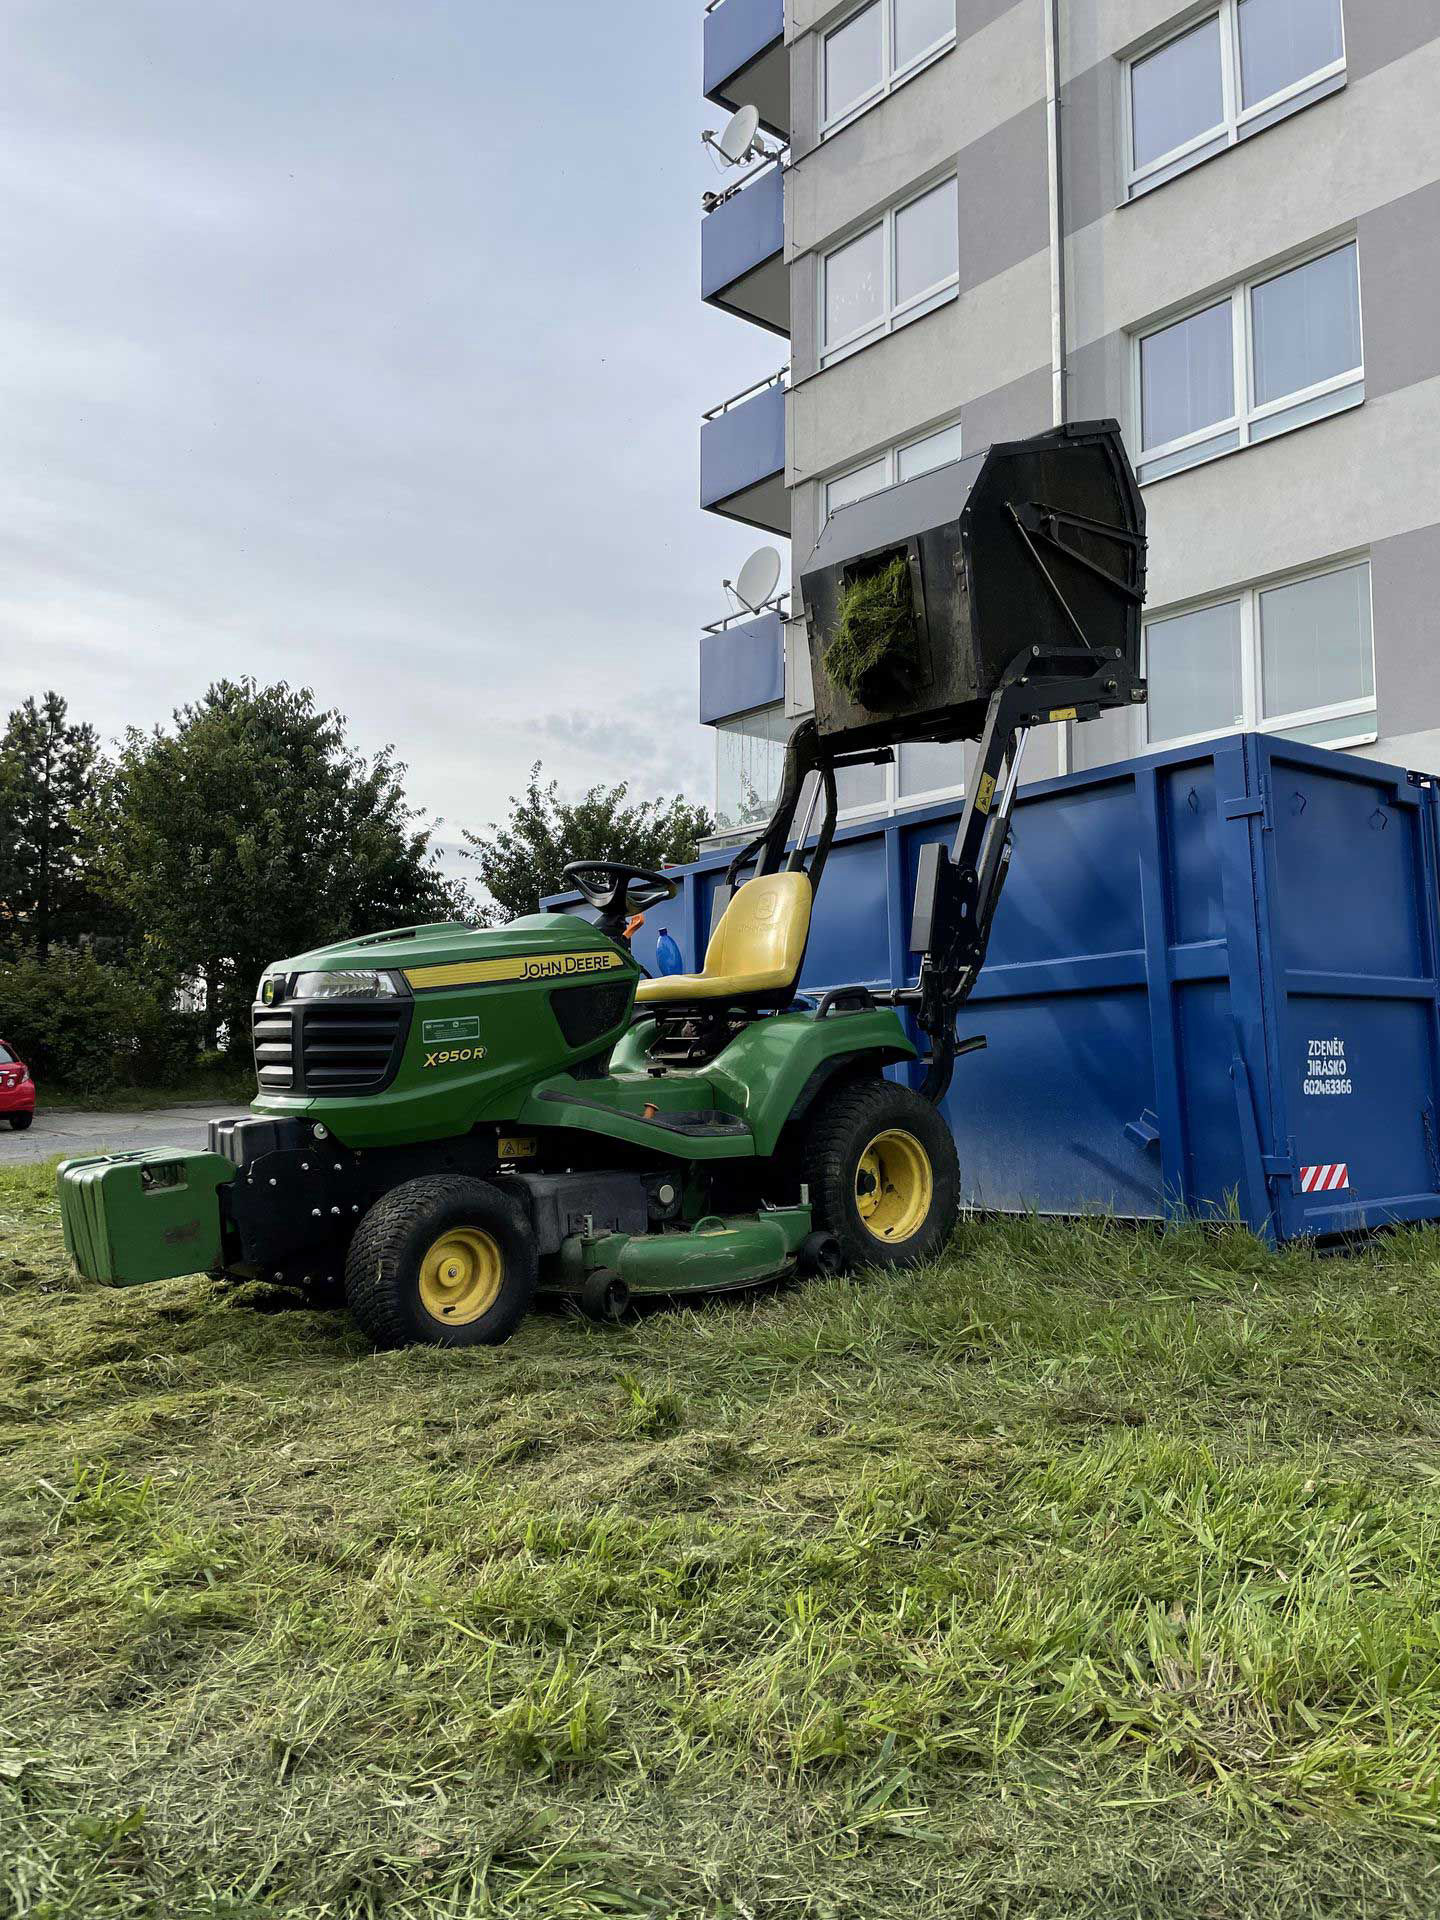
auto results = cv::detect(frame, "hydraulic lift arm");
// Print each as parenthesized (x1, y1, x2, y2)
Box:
(907, 640, 1141, 1100)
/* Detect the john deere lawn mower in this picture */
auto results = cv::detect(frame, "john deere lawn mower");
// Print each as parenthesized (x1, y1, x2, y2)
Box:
(58, 422, 1146, 1349)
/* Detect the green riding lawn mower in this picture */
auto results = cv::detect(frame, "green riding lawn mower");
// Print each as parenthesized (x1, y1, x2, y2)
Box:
(59, 423, 1147, 1349)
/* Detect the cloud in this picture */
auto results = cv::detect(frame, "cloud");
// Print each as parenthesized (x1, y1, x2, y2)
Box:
(0, 0, 783, 839)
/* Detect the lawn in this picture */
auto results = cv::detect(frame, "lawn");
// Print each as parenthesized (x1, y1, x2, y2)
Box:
(3, 1160, 1440, 1919)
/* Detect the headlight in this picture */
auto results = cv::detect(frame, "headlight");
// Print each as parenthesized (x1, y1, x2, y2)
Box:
(292, 969, 400, 1001)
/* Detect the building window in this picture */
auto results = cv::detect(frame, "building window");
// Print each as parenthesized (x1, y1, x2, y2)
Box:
(1145, 558, 1375, 752)
(1135, 239, 1362, 483)
(821, 176, 958, 367)
(790, 740, 964, 828)
(715, 704, 789, 831)
(824, 419, 963, 519)
(822, 0, 956, 136)
(1126, 0, 1345, 198)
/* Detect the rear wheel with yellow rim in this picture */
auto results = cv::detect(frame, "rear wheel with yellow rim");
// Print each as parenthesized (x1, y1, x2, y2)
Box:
(801, 1078, 959, 1271)
(345, 1175, 537, 1349)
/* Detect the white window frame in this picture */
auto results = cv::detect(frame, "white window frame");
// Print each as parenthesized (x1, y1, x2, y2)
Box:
(823, 416, 964, 520)
(1132, 236, 1364, 485)
(819, 174, 959, 369)
(820, 0, 957, 139)
(1124, 0, 1347, 199)
(1140, 554, 1377, 755)
(796, 750, 967, 827)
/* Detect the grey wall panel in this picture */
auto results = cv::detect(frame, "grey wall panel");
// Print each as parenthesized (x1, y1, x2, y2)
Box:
(1061, 52, 1122, 235)
(1065, 330, 1129, 429)
(959, 362, 1053, 450)
(790, 28, 819, 154)
(790, 257, 820, 382)
(1346, 0, 1440, 84)
(956, 101, 1050, 297)
(1370, 521, 1440, 743)
(1359, 179, 1440, 403)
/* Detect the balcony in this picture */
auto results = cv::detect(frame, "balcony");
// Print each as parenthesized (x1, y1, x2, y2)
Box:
(704, 0, 788, 140)
(702, 161, 787, 338)
(700, 370, 788, 535)
(699, 608, 785, 724)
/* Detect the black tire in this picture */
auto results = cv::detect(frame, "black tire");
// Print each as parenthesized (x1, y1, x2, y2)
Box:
(801, 1077, 959, 1271)
(9, 1113, 32, 1132)
(580, 1268, 630, 1324)
(345, 1176, 537, 1350)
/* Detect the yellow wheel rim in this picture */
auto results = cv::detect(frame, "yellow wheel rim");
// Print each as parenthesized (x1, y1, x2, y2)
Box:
(418, 1226, 503, 1326)
(854, 1128, 933, 1243)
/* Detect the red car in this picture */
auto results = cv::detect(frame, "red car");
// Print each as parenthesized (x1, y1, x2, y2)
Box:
(0, 1041, 35, 1130)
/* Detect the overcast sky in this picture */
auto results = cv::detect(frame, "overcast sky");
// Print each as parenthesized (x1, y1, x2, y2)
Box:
(1, 0, 782, 846)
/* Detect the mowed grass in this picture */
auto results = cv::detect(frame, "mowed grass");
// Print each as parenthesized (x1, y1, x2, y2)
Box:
(4, 1162, 1440, 1918)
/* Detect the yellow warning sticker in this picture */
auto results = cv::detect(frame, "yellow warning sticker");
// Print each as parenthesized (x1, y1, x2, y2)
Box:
(404, 951, 626, 991)
(1048, 706, 1078, 722)
(975, 773, 997, 815)
(498, 1136, 539, 1159)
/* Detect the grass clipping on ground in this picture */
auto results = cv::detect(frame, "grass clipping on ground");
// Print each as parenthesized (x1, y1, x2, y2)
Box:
(5, 1158, 1440, 1918)
(822, 555, 916, 703)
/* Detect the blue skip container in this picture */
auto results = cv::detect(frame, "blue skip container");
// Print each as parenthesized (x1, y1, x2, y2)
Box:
(617, 733, 1440, 1243)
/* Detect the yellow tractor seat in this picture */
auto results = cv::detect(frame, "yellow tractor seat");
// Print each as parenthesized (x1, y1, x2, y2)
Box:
(635, 872, 813, 1008)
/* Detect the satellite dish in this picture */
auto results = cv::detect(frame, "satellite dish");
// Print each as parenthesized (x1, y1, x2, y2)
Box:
(734, 546, 782, 613)
(716, 104, 761, 166)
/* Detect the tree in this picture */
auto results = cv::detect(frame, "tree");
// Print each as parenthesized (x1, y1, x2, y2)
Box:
(87, 680, 462, 1048)
(0, 692, 105, 957)
(464, 765, 713, 923)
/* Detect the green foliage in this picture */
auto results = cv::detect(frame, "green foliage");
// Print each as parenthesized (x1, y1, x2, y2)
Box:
(7, 1178, 1440, 1915)
(0, 946, 196, 1093)
(0, 691, 108, 957)
(822, 557, 916, 702)
(464, 763, 712, 924)
(85, 679, 464, 1049)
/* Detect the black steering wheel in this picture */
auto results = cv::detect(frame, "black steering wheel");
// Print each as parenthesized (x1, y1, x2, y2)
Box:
(562, 861, 679, 924)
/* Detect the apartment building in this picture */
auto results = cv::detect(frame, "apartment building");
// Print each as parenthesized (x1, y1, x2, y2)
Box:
(698, 0, 1439, 827)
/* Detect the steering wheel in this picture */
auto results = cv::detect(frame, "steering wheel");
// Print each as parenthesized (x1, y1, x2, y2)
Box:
(562, 861, 679, 923)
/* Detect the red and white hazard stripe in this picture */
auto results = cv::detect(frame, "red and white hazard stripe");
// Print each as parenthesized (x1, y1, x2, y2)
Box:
(1299, 1163, 1350, 1194)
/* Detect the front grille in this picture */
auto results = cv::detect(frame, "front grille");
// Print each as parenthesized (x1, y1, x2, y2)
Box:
(252, 1001, 408, 1096)
(253, 1010, 295, 1090)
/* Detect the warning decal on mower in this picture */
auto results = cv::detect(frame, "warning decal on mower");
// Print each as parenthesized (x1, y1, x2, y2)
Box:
(405, 951, 627, 991)
(1299, 1163, 1351, 1194)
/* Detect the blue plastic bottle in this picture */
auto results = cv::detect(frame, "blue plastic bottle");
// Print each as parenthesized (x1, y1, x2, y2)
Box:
(655, 929, 684, 976)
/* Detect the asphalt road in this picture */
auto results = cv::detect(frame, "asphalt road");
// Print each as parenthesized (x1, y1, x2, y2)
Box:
(0, 1104, 252, 1166)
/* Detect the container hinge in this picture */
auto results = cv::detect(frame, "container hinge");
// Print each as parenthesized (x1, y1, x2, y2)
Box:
(1222, 793, 1269, 828)
(1262, 1153, 1295, 1181)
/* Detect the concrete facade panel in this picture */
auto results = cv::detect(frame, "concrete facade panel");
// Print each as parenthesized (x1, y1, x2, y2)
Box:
(788, 247, 1052, 479)
(1346, 0, 1440, 83)
(1368, 521, 1440, 747)
(1064, 36, 1440, 351)
(788, 7, 1044, 202)
(1359, 179, 1440, 403)
(1142, 374, 1440, 614)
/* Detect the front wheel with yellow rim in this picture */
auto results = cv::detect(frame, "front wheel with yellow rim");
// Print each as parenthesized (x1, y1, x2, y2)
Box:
(801, 1078, 959, 1272)
(345, 1176, 537, 1350)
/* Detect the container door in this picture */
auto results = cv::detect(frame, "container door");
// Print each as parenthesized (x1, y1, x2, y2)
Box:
(1255, 739, 1440, 1238)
